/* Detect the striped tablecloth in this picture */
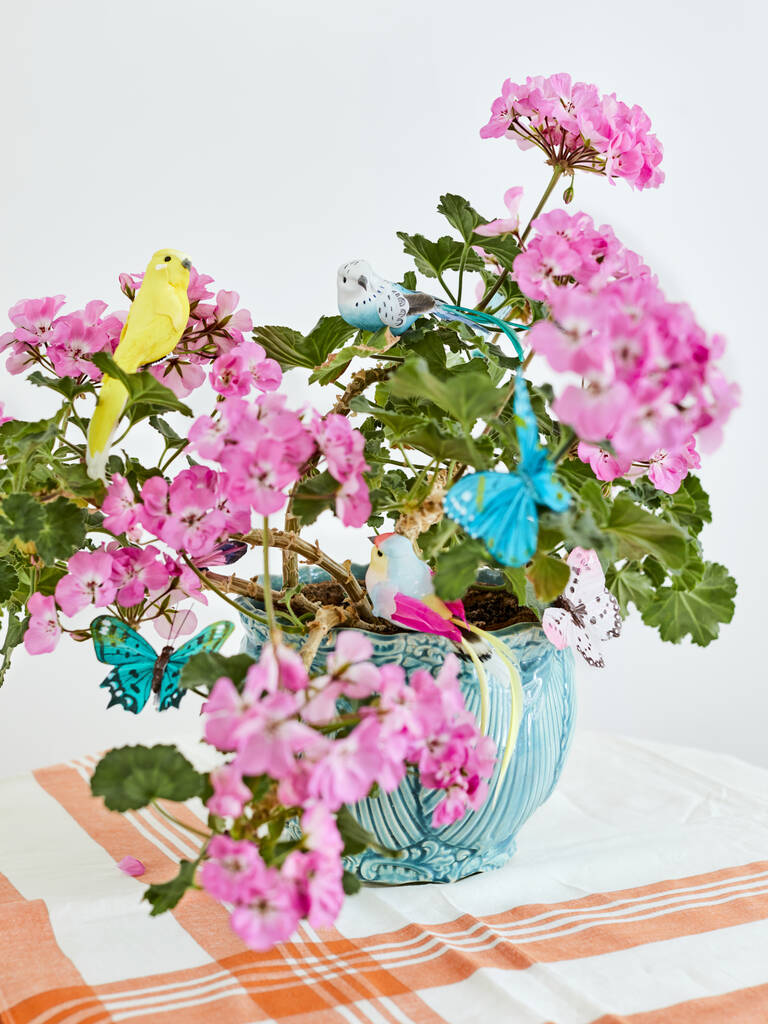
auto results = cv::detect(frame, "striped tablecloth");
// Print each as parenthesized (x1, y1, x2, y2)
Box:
(1, 732, 767, 1024)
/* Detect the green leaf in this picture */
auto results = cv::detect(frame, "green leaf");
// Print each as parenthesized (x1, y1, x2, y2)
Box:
(388, 357, 503, 429)
(0, 495, 86, 566)
(0, 418, 58, 461)
(396, 232, 483, 279)
(342, 870, 362, 895)
(143, 859, 198, 916)
(579, 480, 610, 527)
(526, 552, 570, 603)
(336, 805, 400, 858)
(0, 560, 19, 603)
(90, 353, 192, 418)
(254, 318, 357, 372)
(606, 496, 687, 569)
(180, 651, 254, 694)
(301, 316, 358, 366)
(469, 232, 521, 271)
(252, 324, 306, 368)
(400, 271, 417, 290)
(433, 537, 488, 602)
(667, 475, 712, 534)
(0, 494, 45, 546)
(502, 566, 527, 605)
(90, 744, 205, 811)
(605, 565, 655, 616)
(35, 498, 87, 565)
(28, 371, 94, 400)
(437, 194, 485, 242)
(641, 562, 737, 646)
(291, 470, 339, 528)
(0, 612, 26, 688)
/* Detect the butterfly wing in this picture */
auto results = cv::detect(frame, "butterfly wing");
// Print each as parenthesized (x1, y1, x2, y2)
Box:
(161, 620, 235, 711)
(444, 471, 539, 567)
(541, 607, 578, 652)
(91, 617, 157, 714)
(513, 378, 541, 468)
(91, 615, 156, 664)
(513, 379, 571, 513)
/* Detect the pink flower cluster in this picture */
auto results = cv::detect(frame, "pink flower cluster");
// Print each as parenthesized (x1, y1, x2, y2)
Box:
(578, 437, 701, 494)
(481, 74, 664, 190)
(189, 396, 371, 527)
(199, 633, 495, 948)
(518, 212, 737, 467)
(514, 210, 650, 305)
(201, 805, 344, 950)
(0, 296, 123, 377)
(23, 544, 207, 654)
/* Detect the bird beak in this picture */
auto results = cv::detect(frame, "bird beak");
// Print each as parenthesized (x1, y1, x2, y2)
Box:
(357, 275, 368, 291)
(181, 258, 192, 270)
(368, 535, 378, 544)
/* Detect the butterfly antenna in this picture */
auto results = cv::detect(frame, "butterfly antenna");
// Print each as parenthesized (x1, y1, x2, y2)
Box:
(458, 636, 490, 734)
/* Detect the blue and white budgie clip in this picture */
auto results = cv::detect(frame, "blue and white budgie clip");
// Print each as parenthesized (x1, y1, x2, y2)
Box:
(337, 259, 525, 359)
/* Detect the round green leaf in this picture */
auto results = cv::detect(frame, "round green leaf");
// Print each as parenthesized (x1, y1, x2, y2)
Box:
(90, 744, 205, 811)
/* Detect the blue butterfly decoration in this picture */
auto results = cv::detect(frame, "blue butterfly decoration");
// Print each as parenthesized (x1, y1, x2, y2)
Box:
(90, 616, 234, 713)
(444, 379, 570, 567)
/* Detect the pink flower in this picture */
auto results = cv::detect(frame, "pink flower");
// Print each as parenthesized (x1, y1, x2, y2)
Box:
(149, 357, 206, 397)
(24, 593, 61, 654)
(646, 438, 700, 494)
(475, 187, 524, 237)
(47, 313, 116, 379)
(111, 546, 170, 606)
(229, 865, 301, 951)
(577, 442, 631, 482)
(301, 804, 343, 858)
(102, 474, 142, 536)
(55, 550, 117, 616)
(315, 415, 371, 527)
(282, 849, 343, 929)
(118, 856, 145, 877)
(207, 763, 253, 818)
(480, 74, 664, 190)
(200, 835, 263, 903)
(553, 383, 629, 442)
(236, 691, 315, 778)
(307, 717, 384, 809)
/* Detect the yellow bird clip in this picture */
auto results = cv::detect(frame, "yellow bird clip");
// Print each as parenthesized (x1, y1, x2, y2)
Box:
(86, 248, 191, 480)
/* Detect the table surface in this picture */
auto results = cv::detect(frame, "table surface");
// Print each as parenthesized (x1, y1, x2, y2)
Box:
(1, 731, 767, 1024)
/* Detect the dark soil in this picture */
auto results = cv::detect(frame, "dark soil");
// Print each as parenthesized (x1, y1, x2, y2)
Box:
(299, 581, 538, 633)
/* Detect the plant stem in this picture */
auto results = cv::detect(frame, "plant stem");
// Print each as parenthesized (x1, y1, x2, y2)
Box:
(180, 554, 272, 626)
(238, 526, 376, 623)
(261, 517, 279, 640)
(151, 800, 211, 841)
(476, 166, 564, 312)
(552, 427, 576, 463)
(456, 238, 472, 306)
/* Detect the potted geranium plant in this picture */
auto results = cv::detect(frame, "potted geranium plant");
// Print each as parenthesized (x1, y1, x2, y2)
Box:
(0, 73, 737, 950)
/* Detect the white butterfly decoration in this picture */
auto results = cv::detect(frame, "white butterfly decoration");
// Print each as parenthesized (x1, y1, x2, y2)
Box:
(542, 547, 622, 668)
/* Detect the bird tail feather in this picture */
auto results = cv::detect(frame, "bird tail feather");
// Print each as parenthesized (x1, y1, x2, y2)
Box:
(434, 303, 526, 360)
(454, 618, 524, 799)
(86, 375, 128, 481)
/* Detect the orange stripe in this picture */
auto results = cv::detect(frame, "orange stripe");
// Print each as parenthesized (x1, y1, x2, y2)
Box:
(0, 882, 104, 1024)
(590, 981, 768, 1023)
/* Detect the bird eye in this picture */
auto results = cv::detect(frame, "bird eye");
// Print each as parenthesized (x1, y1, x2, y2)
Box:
(342, 277, 347, 283)
(164, 255, 171, 262)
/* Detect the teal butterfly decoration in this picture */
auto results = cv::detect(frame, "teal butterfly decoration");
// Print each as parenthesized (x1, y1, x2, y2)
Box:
(90, 616, 234, 713)
(444, 379, 570, 566)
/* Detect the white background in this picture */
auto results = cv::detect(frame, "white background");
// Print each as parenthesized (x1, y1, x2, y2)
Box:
(0, 0, 765, 775)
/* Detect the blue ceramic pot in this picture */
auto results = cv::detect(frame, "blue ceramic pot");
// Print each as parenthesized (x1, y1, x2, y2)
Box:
(239, 566, 576, 884)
